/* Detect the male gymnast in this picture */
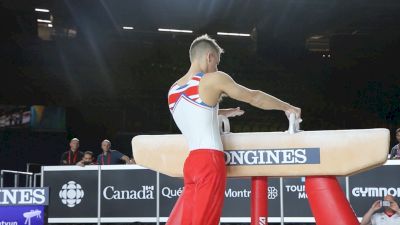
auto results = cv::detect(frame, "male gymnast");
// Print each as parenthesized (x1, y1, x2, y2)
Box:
(167, 34, 301, 225)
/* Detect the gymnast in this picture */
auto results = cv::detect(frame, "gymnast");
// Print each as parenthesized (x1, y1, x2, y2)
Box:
(166, 34, 301, 225)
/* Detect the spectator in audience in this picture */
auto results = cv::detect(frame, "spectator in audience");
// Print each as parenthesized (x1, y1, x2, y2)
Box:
(76, 151, 95, 166)
(361, 195, 400, 225)
(97, 139, 130, 165)
(60, 138, 84, 165)
(390, 128, 400, 159)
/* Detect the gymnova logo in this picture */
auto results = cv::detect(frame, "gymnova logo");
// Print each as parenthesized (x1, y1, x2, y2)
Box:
(59, 181, 85, 207)
(352, 187, 400, 197)
(224, 148, 320, 166)
(103, 186, 155, 200)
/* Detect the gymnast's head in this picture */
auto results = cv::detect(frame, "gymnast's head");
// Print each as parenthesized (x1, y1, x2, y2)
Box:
(189, 34, 224, 73)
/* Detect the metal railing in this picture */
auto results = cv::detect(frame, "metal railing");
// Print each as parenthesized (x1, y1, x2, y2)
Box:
(25, 163, 42, 187)
(0, 170, 33, 187)
(33, 173, 41, 187)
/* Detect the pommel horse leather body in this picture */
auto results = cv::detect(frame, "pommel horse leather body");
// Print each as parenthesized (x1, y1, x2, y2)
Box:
(131, 116, 390, 225)
(131, 128, 389, 178)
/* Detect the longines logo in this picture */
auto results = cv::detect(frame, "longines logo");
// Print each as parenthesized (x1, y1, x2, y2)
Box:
(224, 148, 320, 166)
(0, 188, 48, 205)
(59, 181, 85, 208)
(103, 186, 155, 200)
(352, 187, 400, 198)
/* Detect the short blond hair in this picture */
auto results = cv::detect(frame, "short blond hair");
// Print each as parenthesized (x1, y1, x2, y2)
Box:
(189, 34, 224, 63)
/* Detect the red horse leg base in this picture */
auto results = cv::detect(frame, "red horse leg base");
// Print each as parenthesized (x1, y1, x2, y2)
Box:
(251, 176, 268, 225)
(306, 176, 359, 225)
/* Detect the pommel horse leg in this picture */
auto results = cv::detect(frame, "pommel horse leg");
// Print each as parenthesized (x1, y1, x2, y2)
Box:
(251, 176, 268, 225)
(305, 176, 359, 225)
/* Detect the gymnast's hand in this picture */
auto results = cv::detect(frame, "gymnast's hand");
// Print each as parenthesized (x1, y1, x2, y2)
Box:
(219, 107, 245, 118)
(285, 105, 301, 120)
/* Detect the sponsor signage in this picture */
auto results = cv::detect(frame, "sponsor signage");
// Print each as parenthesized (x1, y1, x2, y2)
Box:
(44, 169, 98, 218)
(159, 174, 183, 217)
(43, 162, 400, 223)
(159, 175, 281, 218)
(0, 205, 45, 225)
(224, 148, 320, 166)
(100, 169, 157, 218)
(0, 188, 49, 206)
(349, 164, 400, 216)
(283, 177, 346, 218)
(221, 178, 281, 218)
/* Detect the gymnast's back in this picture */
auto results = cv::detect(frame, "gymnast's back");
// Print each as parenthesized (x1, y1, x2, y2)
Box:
(167, 72, 223, 152)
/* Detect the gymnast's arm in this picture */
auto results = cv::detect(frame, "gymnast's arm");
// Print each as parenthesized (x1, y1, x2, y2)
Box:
(213, 71, 301, 118)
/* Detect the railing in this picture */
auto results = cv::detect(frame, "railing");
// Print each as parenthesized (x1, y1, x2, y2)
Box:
(0, 170, 33, 187)
(25, 163, 43, 187)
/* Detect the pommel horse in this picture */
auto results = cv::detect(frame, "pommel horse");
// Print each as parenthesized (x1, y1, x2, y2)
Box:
(132, 114, 390, 225)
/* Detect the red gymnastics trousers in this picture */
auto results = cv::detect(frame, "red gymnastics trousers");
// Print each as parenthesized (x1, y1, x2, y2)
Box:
(166, 149, 227, 225)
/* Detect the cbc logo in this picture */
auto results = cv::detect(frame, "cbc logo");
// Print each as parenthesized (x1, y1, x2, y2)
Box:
(59, 181, 85, 207)
(268, 186, 278, 200)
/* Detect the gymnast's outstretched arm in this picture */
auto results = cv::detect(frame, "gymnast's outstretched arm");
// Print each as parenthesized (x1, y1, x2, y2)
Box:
(208, 71, 301, 118)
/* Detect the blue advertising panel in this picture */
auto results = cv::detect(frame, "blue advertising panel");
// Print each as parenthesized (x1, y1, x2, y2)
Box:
(0, 205, 45, 225)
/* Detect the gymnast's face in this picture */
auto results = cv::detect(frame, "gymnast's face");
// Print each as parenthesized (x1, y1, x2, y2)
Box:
(396, 132, 400, 143)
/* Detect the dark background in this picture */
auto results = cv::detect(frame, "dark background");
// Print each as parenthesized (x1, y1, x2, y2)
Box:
(0, 0, 399, 172)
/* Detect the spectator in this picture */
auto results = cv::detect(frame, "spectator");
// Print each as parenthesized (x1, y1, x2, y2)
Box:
(97, 139, 130, 165)
(390, 128, 400, 159)
(60, 138, 84, 165)
(76, 151, 95, 166)
(361, 195, 400, 225)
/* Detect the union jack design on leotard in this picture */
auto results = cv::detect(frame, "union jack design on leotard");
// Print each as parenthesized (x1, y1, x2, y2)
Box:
(168, 73, 210, 111)
(167, 72, 223, 151)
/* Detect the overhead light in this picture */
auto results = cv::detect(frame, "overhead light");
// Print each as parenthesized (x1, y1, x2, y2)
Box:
(158, 28, 193, 33)
(47, 24, 53, 28)
(37, 19, 52, 24)
(35, 8, 50, 13)
(122, 26, 134, 30)
(217, 32, 251, 37)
